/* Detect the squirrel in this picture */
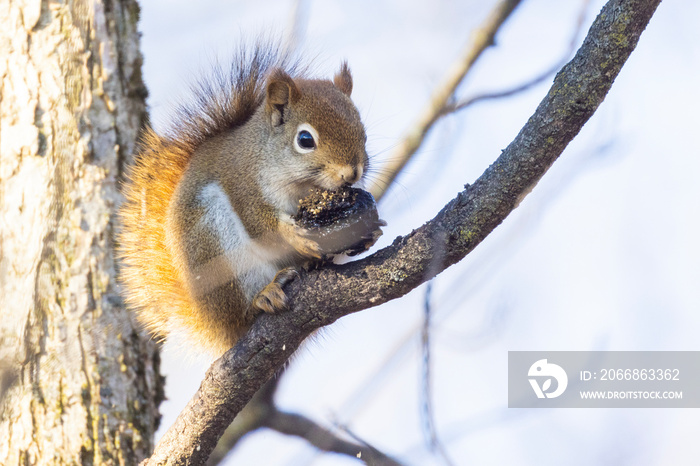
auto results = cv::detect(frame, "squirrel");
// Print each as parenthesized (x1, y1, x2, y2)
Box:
(118, 46, 380, 357)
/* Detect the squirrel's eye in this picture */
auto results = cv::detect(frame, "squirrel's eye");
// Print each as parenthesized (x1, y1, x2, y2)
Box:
(297, 130, 316, 150)
(294, 124, 319, 154)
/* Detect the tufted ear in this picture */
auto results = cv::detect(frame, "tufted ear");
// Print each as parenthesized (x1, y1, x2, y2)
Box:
(333, 61, 353, 96)
(266, 69, 300, 126)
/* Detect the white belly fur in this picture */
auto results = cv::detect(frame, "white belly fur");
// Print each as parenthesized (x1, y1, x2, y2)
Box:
(194, 181, 287, 301)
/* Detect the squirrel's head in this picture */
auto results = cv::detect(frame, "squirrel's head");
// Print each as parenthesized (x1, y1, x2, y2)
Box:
(263, 63, 368, 191)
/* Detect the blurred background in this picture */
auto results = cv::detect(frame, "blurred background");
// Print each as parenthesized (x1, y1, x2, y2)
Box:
(138, 0, 700, 464)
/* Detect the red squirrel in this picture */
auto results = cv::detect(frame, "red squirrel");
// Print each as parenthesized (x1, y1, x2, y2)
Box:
(118, 47, 380, 356)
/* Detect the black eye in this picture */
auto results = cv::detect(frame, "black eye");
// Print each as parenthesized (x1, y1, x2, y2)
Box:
(297, 130, 316, 150)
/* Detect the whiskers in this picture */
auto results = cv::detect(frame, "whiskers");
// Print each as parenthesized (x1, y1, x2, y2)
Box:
(365, 146, 413, 201)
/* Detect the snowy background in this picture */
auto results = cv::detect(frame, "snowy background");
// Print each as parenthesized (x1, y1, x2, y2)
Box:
(138, 0, 700, 464)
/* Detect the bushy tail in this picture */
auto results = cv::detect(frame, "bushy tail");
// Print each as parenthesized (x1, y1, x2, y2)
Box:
(118, 129, 193, 339)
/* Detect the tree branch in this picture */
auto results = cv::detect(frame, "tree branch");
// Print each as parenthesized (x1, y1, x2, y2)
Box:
(143, 0, 662, 463)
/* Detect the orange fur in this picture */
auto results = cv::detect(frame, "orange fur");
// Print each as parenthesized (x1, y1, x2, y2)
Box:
(118, 129, 194, 341)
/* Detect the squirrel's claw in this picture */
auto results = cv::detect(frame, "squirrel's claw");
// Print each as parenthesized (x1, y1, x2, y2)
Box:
(252, 283, 286, 313)
(273, 266, 300, 286)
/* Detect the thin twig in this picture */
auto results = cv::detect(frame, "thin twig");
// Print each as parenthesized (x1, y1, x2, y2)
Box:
(264, 411, 403, 466)
(441, 0, 592, 115)
(283, 0, 310, 57)
(421, 282, 456, 466)
(368, 0, 524, 201)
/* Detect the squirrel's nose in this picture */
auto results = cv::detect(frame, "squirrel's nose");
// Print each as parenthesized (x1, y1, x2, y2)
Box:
(340, 165, 361, 186)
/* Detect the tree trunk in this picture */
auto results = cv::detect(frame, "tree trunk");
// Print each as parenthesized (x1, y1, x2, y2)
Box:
(0, 1, 162, 464)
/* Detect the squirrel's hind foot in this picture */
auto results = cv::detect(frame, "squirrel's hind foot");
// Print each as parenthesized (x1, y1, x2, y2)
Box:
(251, 267, 300, 313)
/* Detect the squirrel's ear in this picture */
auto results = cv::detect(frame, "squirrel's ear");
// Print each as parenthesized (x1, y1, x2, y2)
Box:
(333, 61, 353, 96)
(266, 69, 300, 126)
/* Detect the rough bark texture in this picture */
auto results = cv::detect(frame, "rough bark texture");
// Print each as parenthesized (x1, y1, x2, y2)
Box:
(145, 0, 662, 464)
(0, 1, 162, 464)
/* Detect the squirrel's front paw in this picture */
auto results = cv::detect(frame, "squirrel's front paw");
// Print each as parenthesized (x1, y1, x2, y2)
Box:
(293, 229, 324, 259)
(280, 217, 323, 259)
(252, 267, 299, 313)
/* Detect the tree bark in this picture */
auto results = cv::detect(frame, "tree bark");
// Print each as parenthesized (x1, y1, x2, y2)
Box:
(0, 1, 162, 464)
